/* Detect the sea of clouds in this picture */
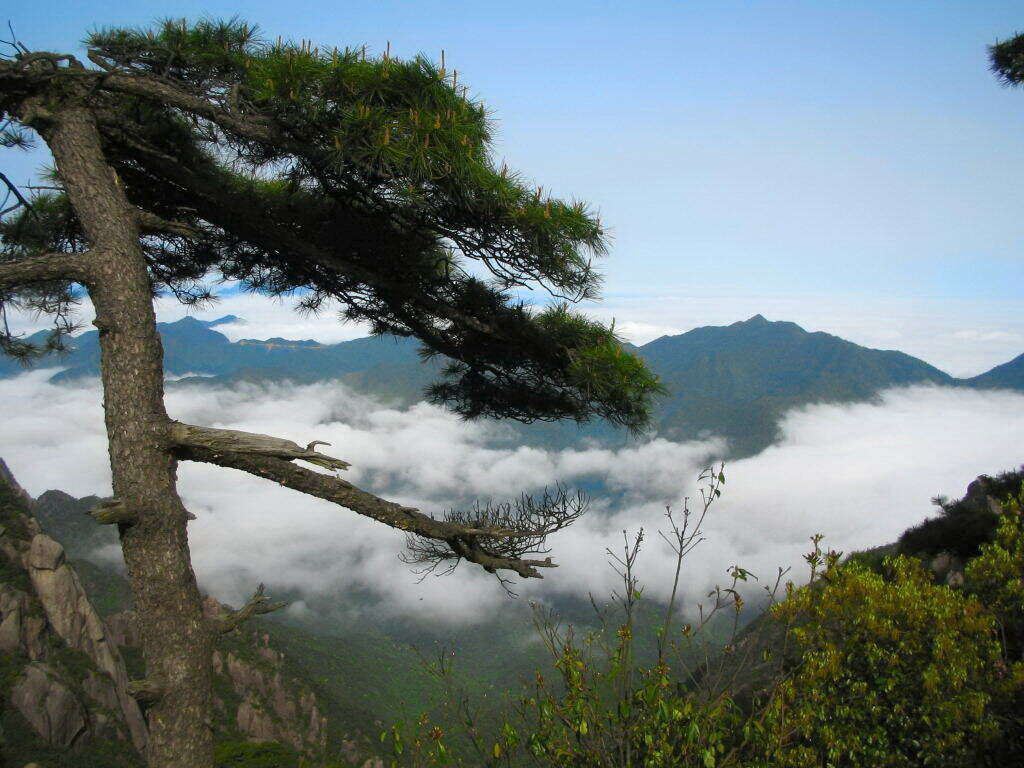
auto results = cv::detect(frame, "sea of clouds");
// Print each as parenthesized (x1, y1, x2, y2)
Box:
(2, 370, 1023, 625)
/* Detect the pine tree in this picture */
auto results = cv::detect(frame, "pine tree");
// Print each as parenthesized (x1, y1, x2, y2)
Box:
(0, 19, 662, 768)
(990, 30, 1024, 86)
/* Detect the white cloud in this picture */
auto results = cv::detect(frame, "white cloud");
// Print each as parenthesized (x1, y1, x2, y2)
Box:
(1, 373, 1022, 626)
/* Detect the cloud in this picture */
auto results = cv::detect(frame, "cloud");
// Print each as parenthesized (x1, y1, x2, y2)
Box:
(1, 373, 1022, 626)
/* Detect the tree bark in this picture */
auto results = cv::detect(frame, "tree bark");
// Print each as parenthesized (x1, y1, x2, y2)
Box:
(39, 105, 213, 767)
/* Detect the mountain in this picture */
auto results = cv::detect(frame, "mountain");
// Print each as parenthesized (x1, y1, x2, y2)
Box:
(636, 315, 957, 455)
(963, 352, 1024, 391)
(0, 316, 422, 385)
(5, 314, 1021, 458)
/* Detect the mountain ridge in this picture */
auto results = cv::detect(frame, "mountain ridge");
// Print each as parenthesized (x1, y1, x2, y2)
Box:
(3, 315, 1020, 458)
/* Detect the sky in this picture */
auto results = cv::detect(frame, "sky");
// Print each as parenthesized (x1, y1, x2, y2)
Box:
(2, 3, 1024, 622)
(4, 1, 1024, 375)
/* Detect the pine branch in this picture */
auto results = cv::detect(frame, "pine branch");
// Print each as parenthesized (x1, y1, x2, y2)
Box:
(0, 250, 90, 286)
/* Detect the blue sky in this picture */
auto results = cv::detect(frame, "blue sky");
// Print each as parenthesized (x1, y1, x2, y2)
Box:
(6, 1, 1024, 373)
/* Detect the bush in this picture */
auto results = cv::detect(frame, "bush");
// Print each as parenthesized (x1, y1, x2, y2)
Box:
(765, 555, 1008, 767)
(964, 482, 1024, 762)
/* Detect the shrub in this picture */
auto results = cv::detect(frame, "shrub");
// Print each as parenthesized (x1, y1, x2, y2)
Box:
(964, 482, 1024, 762)
(765, 555, 1007, 767)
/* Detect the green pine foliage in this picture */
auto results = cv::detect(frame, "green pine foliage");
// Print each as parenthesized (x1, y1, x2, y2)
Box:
(2, 17, 662, 431)
(990, 31, 1024, 86)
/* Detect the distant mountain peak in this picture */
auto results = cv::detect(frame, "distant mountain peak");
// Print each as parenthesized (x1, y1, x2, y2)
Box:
(163, 314, 243, 328)
(744, 314, 769, 324)
(206, 314, 242, 327)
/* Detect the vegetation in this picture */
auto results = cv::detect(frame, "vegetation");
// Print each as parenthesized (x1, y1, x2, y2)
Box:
(375, 473, 1024, 767)
(897, 468, 1024, 559)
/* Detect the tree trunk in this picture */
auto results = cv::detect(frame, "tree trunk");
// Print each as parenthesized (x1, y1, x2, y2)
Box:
(42, 106, 213, 767)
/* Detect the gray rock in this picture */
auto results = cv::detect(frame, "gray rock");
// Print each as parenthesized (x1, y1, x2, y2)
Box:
(27, 534, 65, 570)
(10, 663, 87, 748)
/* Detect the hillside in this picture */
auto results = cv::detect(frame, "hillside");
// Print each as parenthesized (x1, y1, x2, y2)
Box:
(6, 314, 1015, 458)
(964, 352, 1024, 390)
(0, 461, 146, 767)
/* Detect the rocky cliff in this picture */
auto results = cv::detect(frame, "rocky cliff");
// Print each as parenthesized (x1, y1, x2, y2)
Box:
(2, 462, 379, 767)
(104, 602, 337, 758)
(0, 460, 147, 766)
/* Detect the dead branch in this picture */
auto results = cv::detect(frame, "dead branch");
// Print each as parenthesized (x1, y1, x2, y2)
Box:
(171, 433, 563, 579)
(86, 498, 136, 525)
(127, 678, 164, 706)
(169, 421, 351, 471)
(212, 584, 288, 634)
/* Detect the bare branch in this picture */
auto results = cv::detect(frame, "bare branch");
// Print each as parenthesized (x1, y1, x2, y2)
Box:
(127, 678, 164, 706)
(84, 497, 194, 526)
(0, 250, 91, 286)
(0, 171, 35, 219)
(211, 584, 288, 634)
(171, 430, 564, 579)
(168, 421, 351, 471)
(402, 486, 587, 587)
